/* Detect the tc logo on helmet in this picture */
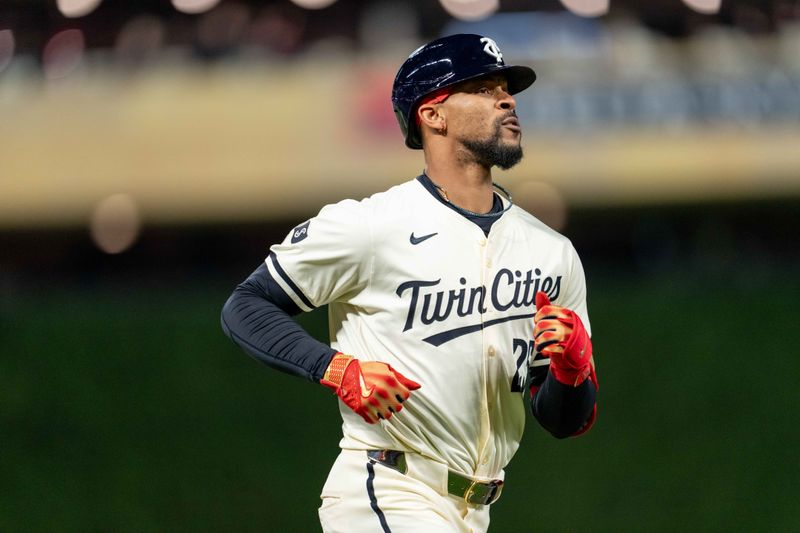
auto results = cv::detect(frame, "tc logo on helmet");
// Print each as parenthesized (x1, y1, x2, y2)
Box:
(480, 37, 503, 64)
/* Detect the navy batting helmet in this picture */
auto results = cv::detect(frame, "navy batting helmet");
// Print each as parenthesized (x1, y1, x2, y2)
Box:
(391, 34, 536, 149)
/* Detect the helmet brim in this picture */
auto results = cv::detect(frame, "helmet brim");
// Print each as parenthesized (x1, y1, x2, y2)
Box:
(458, 64, 537, 96)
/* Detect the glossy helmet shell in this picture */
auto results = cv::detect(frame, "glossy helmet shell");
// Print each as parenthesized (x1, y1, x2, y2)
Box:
(391, 33, 536, 149)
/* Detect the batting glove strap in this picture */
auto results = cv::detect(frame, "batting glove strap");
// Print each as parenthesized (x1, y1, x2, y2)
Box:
(547, 312, 593, 387)
(320, 352, 354, 390)
(321, 354, 373, 423)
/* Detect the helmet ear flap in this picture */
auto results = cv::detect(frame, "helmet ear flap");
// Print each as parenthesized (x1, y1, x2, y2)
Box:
(393, 107, 409, 138)
(406, 126, 423, 150)
(394, 107, 421, 149)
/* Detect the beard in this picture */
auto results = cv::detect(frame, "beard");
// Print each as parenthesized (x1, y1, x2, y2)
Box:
(460, 115, 523, 170)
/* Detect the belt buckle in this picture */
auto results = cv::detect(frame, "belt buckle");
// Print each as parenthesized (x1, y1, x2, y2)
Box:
(463, 480, 478, 505)
(464, 479, 504, 506)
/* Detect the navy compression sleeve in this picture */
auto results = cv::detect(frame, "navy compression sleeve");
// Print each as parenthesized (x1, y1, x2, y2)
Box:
(220, 263, 337, 382)
(531, 372, 596, 439)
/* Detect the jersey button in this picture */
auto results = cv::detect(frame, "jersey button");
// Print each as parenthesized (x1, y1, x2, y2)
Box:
(478, 238, 486, 246)
(487, 346, 496, 357)
(481, 456, 489, 465)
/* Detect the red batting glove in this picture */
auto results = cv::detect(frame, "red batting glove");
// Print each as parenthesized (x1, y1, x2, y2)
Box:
(534, 292, 594, 387)
(320, 353, 421, 424)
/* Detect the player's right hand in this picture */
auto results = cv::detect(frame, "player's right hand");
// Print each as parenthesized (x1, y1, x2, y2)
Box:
(320, 353, 421, 424)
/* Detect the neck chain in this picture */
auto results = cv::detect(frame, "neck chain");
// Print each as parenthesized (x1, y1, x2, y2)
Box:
(424, 171, 514, 219)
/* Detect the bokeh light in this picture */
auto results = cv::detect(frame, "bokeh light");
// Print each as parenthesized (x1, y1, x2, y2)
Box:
(42, 29, 85, 79)
(0, 29, 14, 74)
(683, 0, 723, 15)
(560, 0, 610, 18)
(172, 0, 221, 15)
(512, 181, 569, 232)
(90, 194, 142, 254)
(56, 0, 103, 18)
(289, 0, 338, 10)
(439, 0, 499, 21)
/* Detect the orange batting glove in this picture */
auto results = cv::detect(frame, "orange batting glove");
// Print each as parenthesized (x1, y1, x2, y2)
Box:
(320, 353, 421, 424)
(533, 291, 595, 387)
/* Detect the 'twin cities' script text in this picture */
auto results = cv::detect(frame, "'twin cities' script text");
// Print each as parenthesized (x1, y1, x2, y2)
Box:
(396, 268, 562, 332)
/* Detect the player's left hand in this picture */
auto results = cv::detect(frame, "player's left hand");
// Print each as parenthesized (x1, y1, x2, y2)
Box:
(534, 291, 593, 387)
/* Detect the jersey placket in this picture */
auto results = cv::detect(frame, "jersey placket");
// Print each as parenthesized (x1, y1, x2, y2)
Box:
(475, 232, 494, 476)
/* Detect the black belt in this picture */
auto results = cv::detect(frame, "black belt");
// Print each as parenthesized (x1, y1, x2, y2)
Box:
(366, 450, 504, 506)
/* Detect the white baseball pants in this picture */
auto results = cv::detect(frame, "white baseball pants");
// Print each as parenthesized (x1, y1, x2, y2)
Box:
(319, 449, 491, 533)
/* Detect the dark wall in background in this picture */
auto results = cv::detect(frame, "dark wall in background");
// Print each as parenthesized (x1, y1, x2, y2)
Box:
(4, 198, 798, 285)
(2, 200, 798, 531)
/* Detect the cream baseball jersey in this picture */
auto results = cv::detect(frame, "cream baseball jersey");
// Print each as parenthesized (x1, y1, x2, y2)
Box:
(266, 178, 590, 480)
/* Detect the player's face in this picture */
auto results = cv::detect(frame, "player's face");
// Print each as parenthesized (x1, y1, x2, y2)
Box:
(444, 75, 523, 169)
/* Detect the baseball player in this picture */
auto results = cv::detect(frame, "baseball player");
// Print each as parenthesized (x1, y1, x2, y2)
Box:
(221, 34, 598, 532)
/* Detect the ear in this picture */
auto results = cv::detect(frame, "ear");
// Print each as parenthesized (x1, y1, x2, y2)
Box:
(417, 103, 446, 132)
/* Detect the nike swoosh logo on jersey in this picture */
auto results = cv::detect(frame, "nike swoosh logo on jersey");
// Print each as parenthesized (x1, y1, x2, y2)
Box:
(410, 232, 438, 245)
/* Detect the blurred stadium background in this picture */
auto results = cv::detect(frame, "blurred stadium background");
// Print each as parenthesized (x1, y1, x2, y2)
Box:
(1, 0, 798, 531)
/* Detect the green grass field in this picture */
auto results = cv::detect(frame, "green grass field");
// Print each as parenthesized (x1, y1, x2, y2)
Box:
(1, 270, 797, 532)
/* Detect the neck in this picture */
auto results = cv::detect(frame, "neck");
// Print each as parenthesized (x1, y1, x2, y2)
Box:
(423, 158, 494, 214)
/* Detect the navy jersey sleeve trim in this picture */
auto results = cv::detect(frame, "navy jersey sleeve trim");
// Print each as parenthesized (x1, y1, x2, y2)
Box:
(221, 263, 335, 382)
(268, 251, 317, 310)
(263, 266, 302, 316)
